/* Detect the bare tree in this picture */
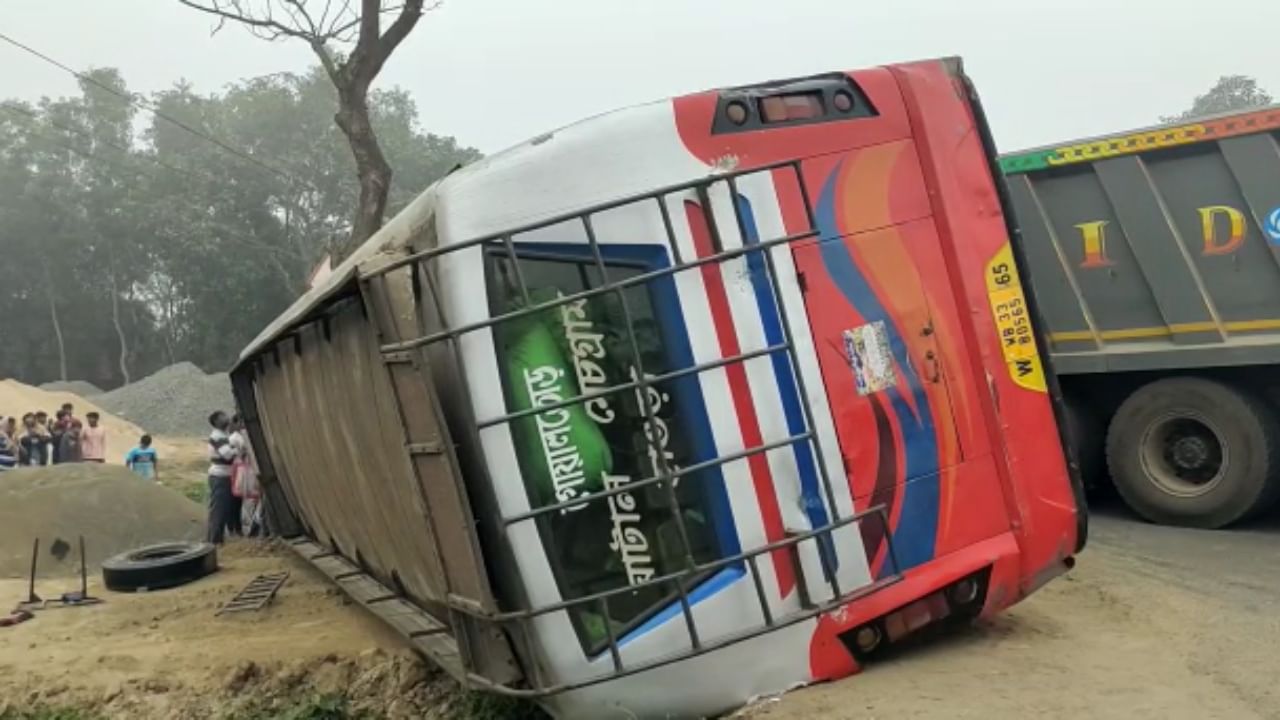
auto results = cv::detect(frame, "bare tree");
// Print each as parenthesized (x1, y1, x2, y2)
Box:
(178, 0, 431, 257)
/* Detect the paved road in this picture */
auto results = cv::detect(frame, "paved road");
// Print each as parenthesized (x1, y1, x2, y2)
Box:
(750, 498, 1280, 719)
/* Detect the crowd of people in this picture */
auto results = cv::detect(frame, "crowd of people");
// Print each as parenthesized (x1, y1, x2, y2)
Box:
(0, 400, 263, 543)
(206, 409, 263, 543)
(0, 403, 146, 474)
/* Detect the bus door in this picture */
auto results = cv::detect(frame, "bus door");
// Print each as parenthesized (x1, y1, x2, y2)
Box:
(789, 141, 969, 578)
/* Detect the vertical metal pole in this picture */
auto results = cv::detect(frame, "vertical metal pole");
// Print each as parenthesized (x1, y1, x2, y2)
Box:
(27, 539, 38, 603)
(79, 535, 87, 598)
(746, 554, 774, 627)
(581, 213, 702, 651)
(500, 235, 533, 305)
(695, 186, 725, 254)
(792, 161, 818, 231)
(597, 597, 624, 672)
(517, 617, 546, 691)
(726, 174, 845, 600)
(656, 195, 684, 267)
(418, 257, 504, 527)
(787, 542, 813, 610)
(673, 575, 701, 650)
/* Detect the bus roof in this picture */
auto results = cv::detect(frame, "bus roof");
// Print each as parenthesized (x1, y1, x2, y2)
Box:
(234, 94, 680, 369)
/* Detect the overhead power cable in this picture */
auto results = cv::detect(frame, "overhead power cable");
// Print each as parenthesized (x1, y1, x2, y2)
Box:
(0, 104, 307, 263)
(0, 30, 308, 188)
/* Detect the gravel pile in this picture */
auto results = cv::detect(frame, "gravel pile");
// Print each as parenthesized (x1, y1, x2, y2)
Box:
(94, 362, 235, 437)
(38, 379, 103, 396)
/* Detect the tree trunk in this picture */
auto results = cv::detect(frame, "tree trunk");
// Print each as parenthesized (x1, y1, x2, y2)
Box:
(41, 262, 68, 381)
(109, 265, 132, 386)
(334, 86, 391, 259)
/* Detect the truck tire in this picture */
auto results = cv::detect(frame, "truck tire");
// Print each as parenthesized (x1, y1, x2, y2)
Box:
(1106, 378, 1280, 528)
(102, 542, 218, 592)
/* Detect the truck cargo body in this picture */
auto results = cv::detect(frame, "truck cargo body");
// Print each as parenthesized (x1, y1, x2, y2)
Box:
(1001, 107, 1280, 528)
(233, 58, 1083, 719)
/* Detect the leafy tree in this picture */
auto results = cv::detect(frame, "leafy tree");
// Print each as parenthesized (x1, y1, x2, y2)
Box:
(1162, 75, 1274, 123)
(0, 65, 477, 389)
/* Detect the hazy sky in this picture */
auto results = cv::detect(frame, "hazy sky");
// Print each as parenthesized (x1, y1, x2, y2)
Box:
(4, 0, 1279, 156)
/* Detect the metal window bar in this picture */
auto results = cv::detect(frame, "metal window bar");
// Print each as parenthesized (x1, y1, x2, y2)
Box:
(475, 505, 898, 698)
(352, 159, 907, 695)
(469, 475, 883, 624)
(381, 226, 820, 354)
(366, 157, 813, 280)
(357, 273, 463, 637)
(579, 210, 702, 658)
(504, 433, 811, 527)
(489, 503, 886, 625)
(725, 173, 845, 600)
(476, 342, 790, 430)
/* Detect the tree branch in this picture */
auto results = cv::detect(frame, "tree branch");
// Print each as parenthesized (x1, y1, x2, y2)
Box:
(309, 39, 342, 87)
(177, 0, 313, 42)
(364, 0, 425, 82)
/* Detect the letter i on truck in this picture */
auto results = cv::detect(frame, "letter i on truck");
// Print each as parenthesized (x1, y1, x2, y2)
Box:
(232, 57, 1085, 719)
(1003, 104, 1280, 529)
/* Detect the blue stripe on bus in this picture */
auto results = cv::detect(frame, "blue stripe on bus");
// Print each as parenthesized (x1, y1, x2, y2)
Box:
(733, 194, 836, 578)
(811, 167, 940, 574)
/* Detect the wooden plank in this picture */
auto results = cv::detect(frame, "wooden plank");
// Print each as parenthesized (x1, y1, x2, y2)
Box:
(285, 541, 467, 683)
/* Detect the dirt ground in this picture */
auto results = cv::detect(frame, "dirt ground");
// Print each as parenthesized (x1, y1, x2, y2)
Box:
(0, 541, 493, 719)
(744, 507, 1280, 720)
(3, 503, 1277, 718)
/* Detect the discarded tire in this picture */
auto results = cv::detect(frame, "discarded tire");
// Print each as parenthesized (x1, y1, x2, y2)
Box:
(102, 542, 218, 592)
(1106, 377, 1280, 529)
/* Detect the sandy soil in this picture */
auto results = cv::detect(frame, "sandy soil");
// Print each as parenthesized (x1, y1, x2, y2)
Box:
(0, 464, 205, 578)
(0, 541, 471, 719)
(3, 509, 1277, 719)
(741, 512, 1280, 720)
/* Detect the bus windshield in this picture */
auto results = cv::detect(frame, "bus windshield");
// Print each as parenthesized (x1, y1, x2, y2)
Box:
(486, 244, 732, 652)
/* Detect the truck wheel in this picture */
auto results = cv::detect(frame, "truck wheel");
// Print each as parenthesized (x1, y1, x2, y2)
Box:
(1106, 378, 1280, 528)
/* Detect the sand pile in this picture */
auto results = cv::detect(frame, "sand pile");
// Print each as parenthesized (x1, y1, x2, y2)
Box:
(94, 362, 234, 437)
(0, 463, 203, 578)
(39, 380, 103, 397)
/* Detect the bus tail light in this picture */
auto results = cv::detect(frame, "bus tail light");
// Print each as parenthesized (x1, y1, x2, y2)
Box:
(842, 569, 990, 661)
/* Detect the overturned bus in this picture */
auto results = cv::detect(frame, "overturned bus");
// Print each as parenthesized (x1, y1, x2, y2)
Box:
(231, 57, 1086, 719)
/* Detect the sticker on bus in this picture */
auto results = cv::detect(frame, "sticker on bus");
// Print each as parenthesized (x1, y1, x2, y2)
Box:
(843, 321, 896, 395)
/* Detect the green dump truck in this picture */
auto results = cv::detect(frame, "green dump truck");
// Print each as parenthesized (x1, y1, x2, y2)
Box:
(1000, 105, 1280, 528)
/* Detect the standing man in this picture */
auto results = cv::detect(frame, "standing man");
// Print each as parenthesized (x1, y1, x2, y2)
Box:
(59, 420, 83, 463)
(19, 414, 45, 466)
(80, 412, 107, 463)
(206, 411, 238, 544)
(49, 410, 68, 464)
(0, 418, 16, 472)
(33, 411, 52, 465)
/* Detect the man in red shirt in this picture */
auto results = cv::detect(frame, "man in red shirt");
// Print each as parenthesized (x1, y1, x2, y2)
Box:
(80, 412, 107, 463)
